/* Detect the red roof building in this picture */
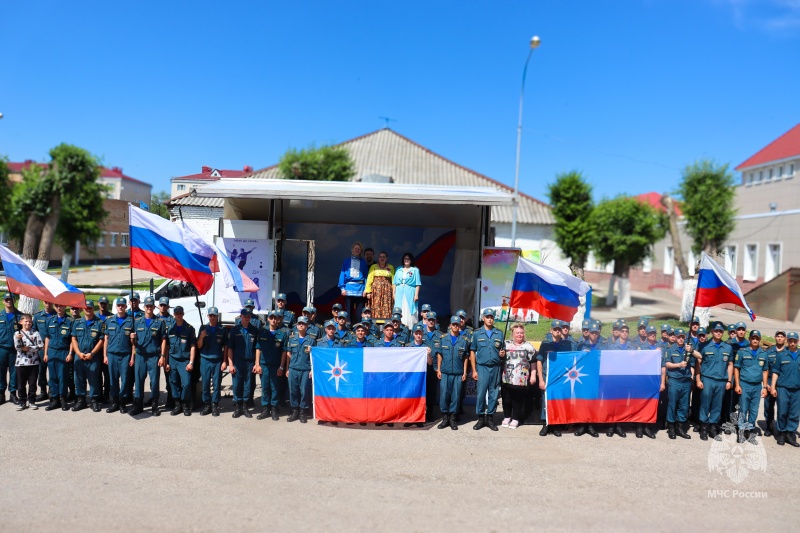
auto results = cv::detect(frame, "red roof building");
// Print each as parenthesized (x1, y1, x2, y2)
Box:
(736, 123, 800, 172)
(171, 165, 253, 198)
(634, 192, 682, 216)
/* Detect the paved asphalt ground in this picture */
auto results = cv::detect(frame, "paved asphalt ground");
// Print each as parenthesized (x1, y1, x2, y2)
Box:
(0, 392, 796, 532)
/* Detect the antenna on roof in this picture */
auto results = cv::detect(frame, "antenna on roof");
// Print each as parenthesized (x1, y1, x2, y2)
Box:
(378, 116, 398, 129)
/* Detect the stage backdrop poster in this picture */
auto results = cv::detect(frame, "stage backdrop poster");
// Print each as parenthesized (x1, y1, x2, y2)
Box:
(214, 238, 273, 314)
(480, 248, 540, 323)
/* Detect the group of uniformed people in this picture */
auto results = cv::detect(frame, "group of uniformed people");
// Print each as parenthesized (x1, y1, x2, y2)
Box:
(2, 289, 798, 446)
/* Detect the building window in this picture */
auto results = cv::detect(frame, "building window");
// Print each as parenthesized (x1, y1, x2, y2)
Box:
(768, 168, 773, 181)
(98, 232, 106, 247)
(0, 232, 7, 245)
(778, 166, 784, 179)
(756, 171, 763, 184)
(744, 244, 758, 281)
(642, 254, 652, 273)
(789, 163, 796, 179)
(177, 184, 186, 191)
(687, 249, 696, 276)
(664, 246, 674, 275)
(724, 245, 737, 277)
(745, 173, 753, 186)
(110, 233, 118, 247)
(765, 243, 782, 282)
(121, 233, 129, 247)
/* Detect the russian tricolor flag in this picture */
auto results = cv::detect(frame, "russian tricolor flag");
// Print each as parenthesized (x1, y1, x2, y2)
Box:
(508, 257, 591, 322)
(212, 243, 258, 293)
(695, 252, 756, 321)
(129, 205, 216, 294)
(0, 245, 85, 307)
(312, 347, 427, 423)
(545, 350, 661, 424)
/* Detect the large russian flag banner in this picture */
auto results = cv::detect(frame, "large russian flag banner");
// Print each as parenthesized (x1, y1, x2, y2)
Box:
(0, 245, 85, 307)
(695, 252, 756, 321)
(545, 350, 661, 424)
(312, 347, 427, 423)
(129, 205, 215, 294)
(509, 257, 591, 322)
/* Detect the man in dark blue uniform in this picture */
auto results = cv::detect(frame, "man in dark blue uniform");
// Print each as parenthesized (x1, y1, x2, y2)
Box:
(377, 322, 403, 347)
(335, 312, 354, 344)
(157, 297, 176, 410)
(255, 310, 289, 420)
(104, 298, 135, 413)
(436, 316, 469, 430)
(317, 320, 343, 348)
(663, 328, 693, 439)
(764, 329, 786, 437)
(284, 316, 315, 423)
(70, 300, 105, 412)
(0, 293, 23, 405)
(43, 304, 73, 411)
(130, 297, 167, 416)
(391, 314, 410, 345)
(734, 329, 768, 442)
(770, 331, 800, 446)
(227, 308, 259, 419)
(693, 322, 734, 440)
(630, 319, 649, 349)
(469, 308, 505, 431)
(538, 320, 575, 437)
(33, 300, 56, 402)
(166, 306, 196, 416)
(197, 307, 227, 417)
(96, 296, 113, 402)
(275, 293, 295, 328)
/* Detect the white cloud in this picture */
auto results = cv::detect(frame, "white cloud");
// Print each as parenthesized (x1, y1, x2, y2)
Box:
(714, 0, 800, 32)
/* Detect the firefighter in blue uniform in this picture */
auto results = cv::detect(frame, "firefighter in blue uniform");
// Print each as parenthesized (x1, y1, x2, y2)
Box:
(335, 312, 354, 343)
(104, 298, 135, 413)
(166, 306, 196, 416)
(255, 310, 289, 421)
(33, 300, 56, 402)
(70, 300, 105, 412)
(692, 322, 734, 440)
(238, 298, 261, 409)
(538, 320, 575, 437)
(123, 292, 143, 403)
(157, 297, 177, 410)
(734, 329, 768, 442)
(436, 316, 469, 430)
(96, 296, 114, 402)
(130, 297, 167, 416)
(317, 320, 344, 348)
(43, 304, 73, 411)
(377, 322, 403, 347)
(227, 308, 259, 419)
(574, 322, 602, 437)
(275, 293, 295, 328)
(391, 314, 410, 345)
(0, 294, 23, 405)
(764, 329, 786, 437)
(469, 308, 505, 431)
(197, 307, 227, 417)
(284, 316, 315, 423)
(405, 323, 432, 427)
(630, 319, 649, 349)
(422, 314, 443, 419)
(352, 322, 375, 347)
(663, 328, 693, 439)
(770, 331, 800, 446)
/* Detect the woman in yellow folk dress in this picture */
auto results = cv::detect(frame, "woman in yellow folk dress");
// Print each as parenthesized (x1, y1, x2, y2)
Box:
(364, 251, 395, 320)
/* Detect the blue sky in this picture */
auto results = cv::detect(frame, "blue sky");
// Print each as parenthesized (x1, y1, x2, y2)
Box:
(1, 1, 798, 201)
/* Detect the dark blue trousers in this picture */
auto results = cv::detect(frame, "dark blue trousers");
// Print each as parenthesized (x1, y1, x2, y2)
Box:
(107, 352, 132, 402)
(200, 357, 222, 404)
(134, 352, 160, 402)
(169, 356, 192, 403)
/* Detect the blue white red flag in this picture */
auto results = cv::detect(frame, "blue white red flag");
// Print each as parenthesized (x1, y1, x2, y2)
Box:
(129, 205, 216, 294)
(0, 245, 85, 307)
(312, 347, 427, 423)
(509, 257, 590, 322)
(695, 252, 756, 321)
(212, 243, 258, 293)
(545, 350, 661, 424)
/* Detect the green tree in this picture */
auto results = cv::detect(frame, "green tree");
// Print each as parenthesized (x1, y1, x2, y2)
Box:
(677, 160, 736, 257)
(591, 196, 666, 309)
(150, 191, 171, 219)
(277, 144, 356, 182)
(547, 171, 594, 278)
(10, 145, 104, 312)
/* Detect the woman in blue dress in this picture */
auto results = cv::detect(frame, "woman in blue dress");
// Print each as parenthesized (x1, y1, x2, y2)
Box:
(393, 252, 421, 328)
(338, 242, 368, 320)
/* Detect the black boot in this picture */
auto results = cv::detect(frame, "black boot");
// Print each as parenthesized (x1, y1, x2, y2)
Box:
(776, 432, 785, 445)
(287, 408, 300, 422)
(700, 424, 709, 441)
(242, 405, 252, 418)
(271, 407, 280, 421)
(614, 425, 626, 438)
(644, 426, 656, 439)
(299, 410, 307, 423)
(574, 425, 587, 437)
(72, 398, 87, 412)
(119, 399, 128, 414)
(257, 407, 271, 420)
(211, 403, 220, 417)
(0, 393, 5, 405)
(130, 399, 144, 416)
(737, 429, 747, 444)
(171, 401, 183, 416)
(201, 404, 212, 416)
(787, 432, 800, 447)
(9, 392, 18, 405)
(106, 401, 120, 413)
(61, 397, 70, 411)
(539, 424, 549, 437)
(552, 425, 562, 437)
(232, 402, 243, 418)
(45, 398, 61, 411)
(709, 424, 719, 439)
(183, 403, 192, 416)
(486, 414, 498, 431)
(91, 401, 101, 413)
(151, 400, 160, 416)
(764, 420, 773, 437)
(587, 425, 599, 438)
(438, 414, 450, 429)
(635, 424, 644, 438)
(668, 423, 676, 440)
(36, 392, 48, 402)
(473, 415, 486, 430)
(676, 423, 691, 439)
(449, 416, 458, 430)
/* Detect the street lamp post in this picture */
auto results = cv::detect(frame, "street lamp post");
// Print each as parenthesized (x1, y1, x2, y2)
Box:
(510, 35, 541, 248)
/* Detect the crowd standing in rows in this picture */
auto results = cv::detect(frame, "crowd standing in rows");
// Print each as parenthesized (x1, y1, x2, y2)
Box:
(1, 284, 798, 447)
